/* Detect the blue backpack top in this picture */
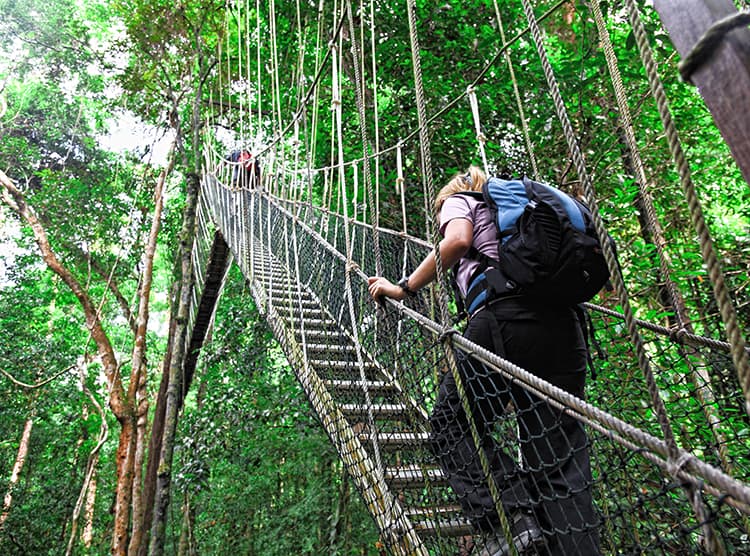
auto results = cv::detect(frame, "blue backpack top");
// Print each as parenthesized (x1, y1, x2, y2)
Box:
(458, 176, 611, 314)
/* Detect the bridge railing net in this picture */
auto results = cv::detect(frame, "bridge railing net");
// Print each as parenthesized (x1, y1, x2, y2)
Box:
(202, 175, 750, 554)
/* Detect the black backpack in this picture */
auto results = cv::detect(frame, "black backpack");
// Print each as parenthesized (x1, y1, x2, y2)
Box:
(457, 176, 612, 315)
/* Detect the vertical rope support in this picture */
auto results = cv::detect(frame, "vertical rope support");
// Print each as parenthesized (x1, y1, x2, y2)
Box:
(256, 0, 262, 138)
(346, 0, 382, 276)
(491, 0, 540, 180)
(519, 0, 678, 446)
(403, 0, 446, 319)
(404, 0, 516, 551)
(245, 0, 252, 140)
(396, 142, 408, 236)
(467, 86, 489, 172)
(590, 3, 743, 541)
(368, 0, 381, 233)
(624, 0, 750, 418)
(235, 2, 244, 144)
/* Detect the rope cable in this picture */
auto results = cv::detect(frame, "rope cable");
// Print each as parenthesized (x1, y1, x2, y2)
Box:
(625, 0, 750, 418)
(590, 0, 738, 508)
(519, 0, 679, 455)
(492, 0, 540, 180)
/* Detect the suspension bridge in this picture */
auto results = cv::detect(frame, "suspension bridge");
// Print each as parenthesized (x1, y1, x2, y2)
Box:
(182, 1, 750, 554)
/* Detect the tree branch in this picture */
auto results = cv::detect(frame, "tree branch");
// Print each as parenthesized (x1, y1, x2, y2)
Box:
(0, 170, 129, 418)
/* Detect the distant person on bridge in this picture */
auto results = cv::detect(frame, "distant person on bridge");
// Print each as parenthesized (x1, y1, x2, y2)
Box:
(226, 149, 261, 189)
(367, 166, 601, 556)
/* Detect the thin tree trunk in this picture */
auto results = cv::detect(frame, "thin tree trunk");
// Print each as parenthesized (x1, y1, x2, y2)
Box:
(0, 415, 34, 533)
(328, 461, 350, 553)
(128, 364, 149, 556)
(66, 360, 110, 556)
(137, 296, 178, 556)
(128, 147, 174, 556)
(81, 466, 98, 548)
(176, 492, 196, 556)
(113, 415, 137, 554)
(148, 170, 200, 556)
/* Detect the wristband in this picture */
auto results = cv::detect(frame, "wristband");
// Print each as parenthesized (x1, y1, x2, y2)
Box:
(397, 276, 417, 297)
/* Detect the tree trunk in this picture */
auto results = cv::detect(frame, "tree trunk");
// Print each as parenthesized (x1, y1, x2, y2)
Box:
(137, 297, 178, 556)
(176, 492, 196, 556)
(128, 364, 149, 556)
(0, 415, 34, 533)
(81, 467, 98, 548)
(127, 146, 173, 556)
(113, 415, 136, 555)
(328, 461, 350, 553)
(148, 170, 200, 556)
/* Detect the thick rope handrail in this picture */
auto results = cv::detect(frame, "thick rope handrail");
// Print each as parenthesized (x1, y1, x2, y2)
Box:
(380, 293, 750, 510)
(230, 184, 748, 358)
(625, 0, 750, 417)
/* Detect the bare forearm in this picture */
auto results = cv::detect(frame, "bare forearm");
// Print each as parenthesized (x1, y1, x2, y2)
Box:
(407, 239, 466, 291)
(368, 218, 472, 302)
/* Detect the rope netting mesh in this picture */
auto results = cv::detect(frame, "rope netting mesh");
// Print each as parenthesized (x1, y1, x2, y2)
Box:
(188, 1, 750, 554)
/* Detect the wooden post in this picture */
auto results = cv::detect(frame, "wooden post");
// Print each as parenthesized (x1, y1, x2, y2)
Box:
(654, 0, 750, 185)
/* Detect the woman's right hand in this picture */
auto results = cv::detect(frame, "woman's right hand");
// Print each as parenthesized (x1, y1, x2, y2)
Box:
(367, 277, 406, 302)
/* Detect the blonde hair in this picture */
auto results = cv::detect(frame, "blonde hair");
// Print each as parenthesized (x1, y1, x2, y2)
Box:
(434, 166, 487, 213)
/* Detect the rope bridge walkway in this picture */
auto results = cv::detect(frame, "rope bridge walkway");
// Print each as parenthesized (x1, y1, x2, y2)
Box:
(188, 174, 750, 555)
(184, 1, 750, 554)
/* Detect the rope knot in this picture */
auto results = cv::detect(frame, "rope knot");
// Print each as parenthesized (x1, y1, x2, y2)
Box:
(669, 326, 687, 343)
(438, 327, 457, 344)
(666, 451, 692, 479)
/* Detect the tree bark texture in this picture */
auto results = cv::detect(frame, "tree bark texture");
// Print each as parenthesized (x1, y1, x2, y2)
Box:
(148, 171, 200, 556)
(0, 416, 34, 533)
(81, 467, 98, 548)
(136, 296, 178, 556)
(654, 0, 750, 184)
(127, 142, 174, 556)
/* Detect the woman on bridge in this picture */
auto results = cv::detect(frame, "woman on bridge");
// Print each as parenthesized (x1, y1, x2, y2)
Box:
(367, 166, 601, 556)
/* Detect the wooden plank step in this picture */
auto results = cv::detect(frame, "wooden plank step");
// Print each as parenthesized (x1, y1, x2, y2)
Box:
(310, 360, 378, 371)
(384, 465, 447, 487)
(325, 379, 398, 395)
(271, 306, 327, 319)
(292, 319, 338, 331)
(268, 293, 318, 304)
(307, 343, 355, 353)
(293, 329, 342, 341)
(358, 431, 430, 448)
(404, 505, 463, 519)
(340, 403, 408, 419)
(411, 517, 473, 537)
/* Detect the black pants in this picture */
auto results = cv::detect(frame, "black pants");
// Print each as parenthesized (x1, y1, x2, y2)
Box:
(429, 301, 601, 555)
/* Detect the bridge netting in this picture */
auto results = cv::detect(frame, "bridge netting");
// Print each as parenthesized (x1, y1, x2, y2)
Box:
(186, 0, 750, 554)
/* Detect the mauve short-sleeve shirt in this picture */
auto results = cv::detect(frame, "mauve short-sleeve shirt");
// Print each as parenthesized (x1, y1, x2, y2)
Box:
(439, 194, 499, 297)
